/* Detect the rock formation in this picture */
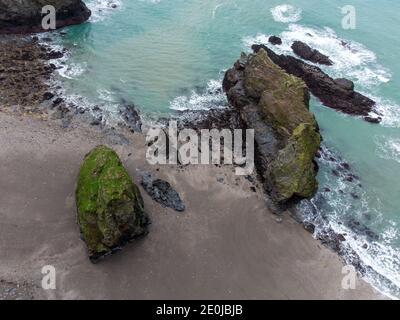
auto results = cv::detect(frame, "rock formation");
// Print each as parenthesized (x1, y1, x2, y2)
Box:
(252, 44, 378, 121)
(291, 41, 333, 66)
(268, 35, 282, 45)
(140, 171, 185, 212)
(223, 49, 321, 204)
(0, 0, 91, 33)
(76, 146, 149, 262)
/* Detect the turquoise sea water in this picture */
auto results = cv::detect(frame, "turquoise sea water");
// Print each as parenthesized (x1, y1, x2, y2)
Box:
(51, 0, 400, 298)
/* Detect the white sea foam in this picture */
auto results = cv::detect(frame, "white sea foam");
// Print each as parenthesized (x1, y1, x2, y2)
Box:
(270, 4, 302, 23)
(298, 145, 400, 299)
(370, 95, 400, 128)
(97, 88, 117, 102)
(375, 136, 400, 164)
(87, 0, 122, 23)
(243, 24, 400, 127)
(169, 79, 227, 111)
(243, 24, 391, 88)
(59, 62, 87, 79)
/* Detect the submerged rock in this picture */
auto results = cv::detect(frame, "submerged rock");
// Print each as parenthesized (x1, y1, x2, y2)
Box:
(252, 44, 376, 118)
(223, 49, 321, 204)
(140, 171, 185, 212)
(291, 41, 333, 66)
(76, 146, 149, 262)
(0, 0, 91, 34)
(364, 116, 382, 124)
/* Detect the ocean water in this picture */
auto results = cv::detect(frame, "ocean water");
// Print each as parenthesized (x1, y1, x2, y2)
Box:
(51, 0, 400, 298)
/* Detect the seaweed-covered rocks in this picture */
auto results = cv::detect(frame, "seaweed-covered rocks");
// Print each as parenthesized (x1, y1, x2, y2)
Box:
(76, 146, 149, 262)
(223, 49, 321, 204)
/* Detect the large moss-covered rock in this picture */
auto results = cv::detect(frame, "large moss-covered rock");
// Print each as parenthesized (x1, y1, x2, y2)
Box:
(0, 0, 91, 34)
(76, 146, 149, 262)
(223, 49, 321, 204)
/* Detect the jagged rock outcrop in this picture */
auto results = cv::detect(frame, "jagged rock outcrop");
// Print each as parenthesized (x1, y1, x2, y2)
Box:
(223, 49, 321, 204)
(0, 0, 91, 34)
(291, 41, 333, 66)
(252, 44, 378, 121)
(76, 146, 149, 262)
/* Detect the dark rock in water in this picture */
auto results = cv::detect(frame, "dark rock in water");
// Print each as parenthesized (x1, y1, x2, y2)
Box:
(119, 102, 142, 133)
(43, 92, 54, 101)
(268, 35, 282, 45)
(335, 78, 354, 91)
(223, 49, 321, 205)
(52, 97, 63, 106)
(140, 171, 185, 212)
(46, 50, 64, 60)
(351, 193, 360, 199)
(346, 217, 379, 241)
(252, 44, 376, 118)
(341, 162, 351, 170)
(76, 146, 150, 263)
(0, 0, 91, 34)
(291, 41, 333, 66)
(364, 116, 382, 124)
(331, 169, 339, 177)
(303, 222, 316, 234)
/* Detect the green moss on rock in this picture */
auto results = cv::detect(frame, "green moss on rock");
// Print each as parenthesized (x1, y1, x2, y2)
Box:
(229, 49, 321, 204)
(268, 123, 321, 203)
(76, 146, 149, 262)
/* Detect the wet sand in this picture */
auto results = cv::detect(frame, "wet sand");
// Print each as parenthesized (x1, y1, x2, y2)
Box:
(0, 112, 383, 300)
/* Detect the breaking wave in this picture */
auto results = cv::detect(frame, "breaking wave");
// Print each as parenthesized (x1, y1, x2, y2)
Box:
(169, 79, 228, 111)
(270, 4, 302, 23)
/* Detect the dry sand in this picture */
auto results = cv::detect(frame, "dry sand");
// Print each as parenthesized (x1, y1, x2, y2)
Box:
(0, 112, 383, 300)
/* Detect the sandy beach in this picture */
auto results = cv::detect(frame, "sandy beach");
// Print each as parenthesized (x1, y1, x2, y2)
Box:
(0, 112, 383, 300)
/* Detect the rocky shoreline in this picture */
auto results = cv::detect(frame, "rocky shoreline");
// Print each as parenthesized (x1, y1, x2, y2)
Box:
(0, 22, 385, 297)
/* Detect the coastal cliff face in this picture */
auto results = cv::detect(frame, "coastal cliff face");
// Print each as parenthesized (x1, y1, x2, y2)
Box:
(223, 49, 321, 204)
(0, 0, 91, 33)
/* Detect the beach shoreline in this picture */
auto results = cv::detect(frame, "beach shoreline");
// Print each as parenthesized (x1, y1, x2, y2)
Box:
(0, 111, 384, 299)
(0, 29, 390, 300)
